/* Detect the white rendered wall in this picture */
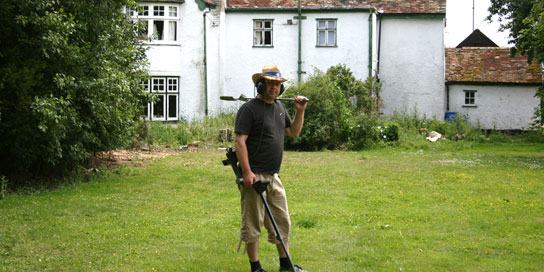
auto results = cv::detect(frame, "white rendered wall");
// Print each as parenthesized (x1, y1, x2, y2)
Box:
(378, 18, 445, 118)
(145, 7, 445, 121)
(221, 11, 372, 113)
(448, 84, 540, 130)
(145, 1, 208, 120)
(204, 4, 225, 117)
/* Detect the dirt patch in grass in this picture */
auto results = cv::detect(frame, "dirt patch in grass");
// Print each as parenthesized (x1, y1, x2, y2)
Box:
(94, 148, 181, 167)
(93, 143, 204, 169)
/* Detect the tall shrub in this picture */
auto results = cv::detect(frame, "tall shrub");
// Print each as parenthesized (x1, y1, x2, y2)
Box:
(283, 65, 381, 150)
(0, 0, 149, 184)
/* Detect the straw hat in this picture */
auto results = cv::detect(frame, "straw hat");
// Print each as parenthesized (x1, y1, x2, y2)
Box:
(252, 64, 289, 84)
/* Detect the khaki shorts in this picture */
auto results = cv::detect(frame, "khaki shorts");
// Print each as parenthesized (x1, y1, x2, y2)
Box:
(239, 173, 291, 244)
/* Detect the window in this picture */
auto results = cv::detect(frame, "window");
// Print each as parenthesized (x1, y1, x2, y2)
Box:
(143, 76, 179, 121)
(463, 90, 476, 107)
(154, 6, 165, 16)
(141, 6, 149, 16)
(129, 4, 179, 43)
(128, 7, 137, 17)
(253, 20, 273, 47)
(464, 90, 476, 106)
(169, 6, 177, 17)
(138, 20, 149, 40)
(316, 19, 337, 47)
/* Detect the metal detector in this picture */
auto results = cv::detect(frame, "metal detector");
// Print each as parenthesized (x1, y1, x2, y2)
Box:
(223, 148, 297, 271)
(220, 94, 309, 102)
(253, 180, 296, 272)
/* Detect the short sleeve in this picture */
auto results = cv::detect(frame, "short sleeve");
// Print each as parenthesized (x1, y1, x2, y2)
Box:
(235, 105, 253, 135)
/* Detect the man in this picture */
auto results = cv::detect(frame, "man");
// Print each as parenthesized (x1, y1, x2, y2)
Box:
(234, 64, 308, 272)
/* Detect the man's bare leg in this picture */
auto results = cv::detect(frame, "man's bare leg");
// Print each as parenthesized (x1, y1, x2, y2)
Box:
(247, 242, 259, 262)
(276, 241, 289, 258)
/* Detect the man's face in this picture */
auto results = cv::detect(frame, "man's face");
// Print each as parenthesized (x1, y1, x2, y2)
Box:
(264, 79, 281, 99)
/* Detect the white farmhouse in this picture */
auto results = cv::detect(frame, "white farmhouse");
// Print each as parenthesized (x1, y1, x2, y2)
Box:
(444, 29, 542, 130)
(134, 0, 448, 121)
(133, 0, 542, 129)
(223, 0, 447, 119)
(446, 47, 542, 130)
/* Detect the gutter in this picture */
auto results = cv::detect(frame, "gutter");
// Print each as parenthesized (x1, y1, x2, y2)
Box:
(378, 13, 446, 19)
(445, 81, 542, 87)
(225, 7, 375, 13)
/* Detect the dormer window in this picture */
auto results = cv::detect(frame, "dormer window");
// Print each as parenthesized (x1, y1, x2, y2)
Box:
(129, 3, 180, 44)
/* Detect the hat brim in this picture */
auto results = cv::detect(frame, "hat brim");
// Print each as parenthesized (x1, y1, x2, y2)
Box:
(252, 73, 289, 85)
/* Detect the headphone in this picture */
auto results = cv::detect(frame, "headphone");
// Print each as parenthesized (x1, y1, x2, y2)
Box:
(256, 79, 285, 96)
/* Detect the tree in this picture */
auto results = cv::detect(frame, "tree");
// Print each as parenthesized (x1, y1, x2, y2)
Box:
(488, 0, 544, 63)
(488, 0, 544, 127)
(0, 0, 150, 184)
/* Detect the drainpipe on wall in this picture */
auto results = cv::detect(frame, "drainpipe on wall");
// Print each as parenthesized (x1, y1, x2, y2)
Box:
(203, 9, 210, 116)
(376, 10, 383, 79)
(368, 10, 375, 78)
(297, 0, 302, 83)
(446, 82, 450, 111)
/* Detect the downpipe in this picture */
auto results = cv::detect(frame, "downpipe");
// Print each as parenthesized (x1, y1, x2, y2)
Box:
(203, 9, 210, 116)
(297, 0, 302, 83)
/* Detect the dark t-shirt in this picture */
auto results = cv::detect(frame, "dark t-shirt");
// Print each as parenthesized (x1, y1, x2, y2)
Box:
(235, 98, 292, 174)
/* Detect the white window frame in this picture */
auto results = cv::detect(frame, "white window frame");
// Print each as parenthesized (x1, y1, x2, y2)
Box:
(463, 90, 477, 107)
(143, 76, 179, 121)
(316, 19, 337, 47)
(253, 19, 274, 47)
(129, 4, 180, 45)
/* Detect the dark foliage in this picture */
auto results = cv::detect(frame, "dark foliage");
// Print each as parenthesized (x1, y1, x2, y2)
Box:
(0, 0, 150, 185)
(488, 0, 544, 127)
(282, 64, 382, 151)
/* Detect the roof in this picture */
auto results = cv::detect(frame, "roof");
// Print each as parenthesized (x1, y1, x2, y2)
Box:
(445, 48, 542, 85)
(226, 0, 446, 14)
(456, 29, 498, 48)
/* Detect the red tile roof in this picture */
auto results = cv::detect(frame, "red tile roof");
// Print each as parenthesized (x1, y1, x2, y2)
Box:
(226, 0, 446, 14)
(445, 48, 542, 84)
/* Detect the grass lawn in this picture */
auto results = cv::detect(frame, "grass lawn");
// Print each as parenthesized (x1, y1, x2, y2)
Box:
(1, 142, 543, 271)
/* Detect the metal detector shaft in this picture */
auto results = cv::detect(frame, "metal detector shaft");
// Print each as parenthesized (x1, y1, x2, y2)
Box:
(253, 181, 296, 272)
(276, 97, 309, 102)
(219, 95, 309, 102)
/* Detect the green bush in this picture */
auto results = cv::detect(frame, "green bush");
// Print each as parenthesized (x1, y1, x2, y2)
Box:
(0, 0, 149, 185)
(523, 128, 544, 142)
(349, 113, 380, 150)
(387, 111, 483, 141)
(283, 64, 381, 150)
(378, 122, 400, 142)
